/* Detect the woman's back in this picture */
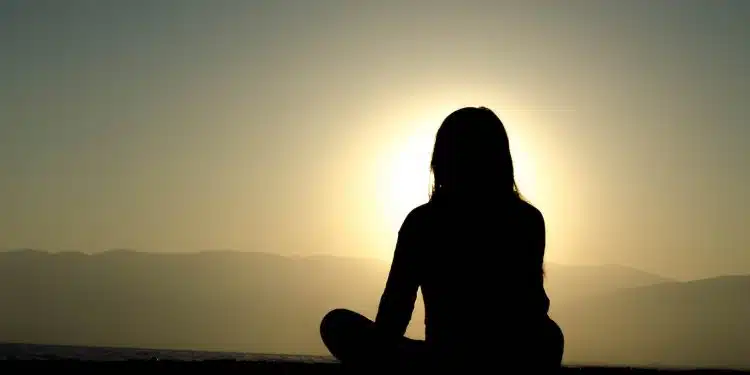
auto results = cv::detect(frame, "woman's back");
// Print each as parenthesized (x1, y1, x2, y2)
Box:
(401, 196, 550, 350)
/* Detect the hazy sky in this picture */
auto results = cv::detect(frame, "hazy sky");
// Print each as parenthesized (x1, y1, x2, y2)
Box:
(1, 0, 748, 280)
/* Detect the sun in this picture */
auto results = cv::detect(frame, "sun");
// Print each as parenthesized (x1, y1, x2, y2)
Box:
(508, 136, 538, 203)
(375, 127, 538, 236)
(376, 128, 435, 234)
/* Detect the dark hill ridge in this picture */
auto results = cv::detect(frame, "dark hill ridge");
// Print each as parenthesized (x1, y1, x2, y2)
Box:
(0, 250, 747, 369)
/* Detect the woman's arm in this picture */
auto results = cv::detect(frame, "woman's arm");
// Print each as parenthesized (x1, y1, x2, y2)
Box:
(531, 205, 551, 315)
(374, 211, 421, 338)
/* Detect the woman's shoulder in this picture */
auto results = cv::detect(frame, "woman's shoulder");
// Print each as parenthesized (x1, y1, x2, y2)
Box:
(517, 199, 545, 233)
(403, 202, 433, 225)
(391, 204, 429, 242)
(401, 198, 544, 228)
(518, 199, 543, 220)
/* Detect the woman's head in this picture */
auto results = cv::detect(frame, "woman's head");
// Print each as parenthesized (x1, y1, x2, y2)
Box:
(429, 106, 522, 201)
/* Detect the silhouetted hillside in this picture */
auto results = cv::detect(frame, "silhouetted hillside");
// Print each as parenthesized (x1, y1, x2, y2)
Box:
(0, 250, 390, 355)
(0, 250, 746, 369)
(545, 263, 675, 311)
(553, 275, 750, 369)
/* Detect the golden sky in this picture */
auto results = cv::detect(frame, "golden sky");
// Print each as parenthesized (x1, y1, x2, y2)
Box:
(1, 0, 749, 280)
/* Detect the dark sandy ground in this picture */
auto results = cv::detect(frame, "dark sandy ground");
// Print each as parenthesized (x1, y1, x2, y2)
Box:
(1, 360, 748, 374)
(0, 343, 747, 374)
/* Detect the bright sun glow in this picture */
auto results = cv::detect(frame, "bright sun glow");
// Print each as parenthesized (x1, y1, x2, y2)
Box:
(366, 98, 571, 263)
(376, 127, 435, 234)
(509, 136, 538, 203)
(376, 123, 538, 236)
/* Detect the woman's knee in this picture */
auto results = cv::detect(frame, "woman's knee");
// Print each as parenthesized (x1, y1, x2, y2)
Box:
(320, 309, 371, 345)
(320, 309, 377, 362)
(320, 309, 350, 342)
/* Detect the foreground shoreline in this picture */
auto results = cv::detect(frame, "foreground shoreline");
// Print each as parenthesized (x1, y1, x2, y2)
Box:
(0, 360, 748, 374)
(0, 343, 747, 374)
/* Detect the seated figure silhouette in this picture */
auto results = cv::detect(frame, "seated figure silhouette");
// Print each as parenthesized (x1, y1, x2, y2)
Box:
(320, 107, 564, 370)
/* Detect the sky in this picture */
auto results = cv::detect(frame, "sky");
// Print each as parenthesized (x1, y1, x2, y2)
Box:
(1, 0, 748, 280)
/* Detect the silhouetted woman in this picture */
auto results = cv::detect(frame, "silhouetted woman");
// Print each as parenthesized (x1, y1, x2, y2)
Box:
(320, 107, 564, 370)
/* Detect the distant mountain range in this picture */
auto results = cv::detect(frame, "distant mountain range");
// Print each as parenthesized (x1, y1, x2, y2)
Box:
(0, 250, 747, 369)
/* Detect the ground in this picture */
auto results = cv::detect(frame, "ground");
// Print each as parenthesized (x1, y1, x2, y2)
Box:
(0, 361, 748, 374)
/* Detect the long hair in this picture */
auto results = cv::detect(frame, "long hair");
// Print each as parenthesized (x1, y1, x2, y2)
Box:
(428, 107, 542, 276)
(429, 106, 524, 202)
